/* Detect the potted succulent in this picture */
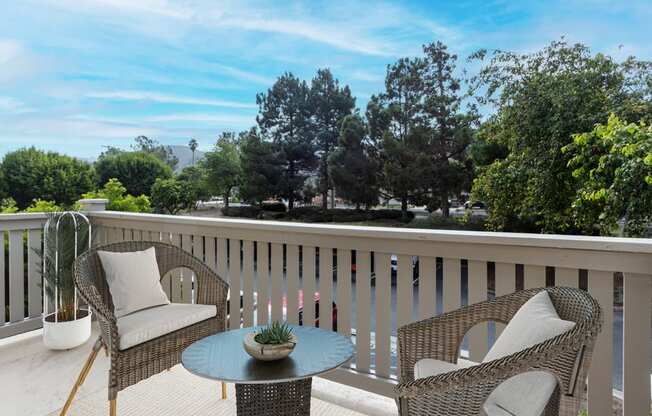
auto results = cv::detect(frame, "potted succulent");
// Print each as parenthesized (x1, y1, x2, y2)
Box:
(40, 212, 92, 350)
(243, 321, 297, 361)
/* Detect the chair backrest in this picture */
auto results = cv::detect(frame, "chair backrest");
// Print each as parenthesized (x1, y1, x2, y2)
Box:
(73, 241, 190, 314)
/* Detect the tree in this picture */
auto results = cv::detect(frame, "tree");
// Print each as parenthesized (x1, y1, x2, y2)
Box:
(419, 42, 478, 216)
(177, 165, 210, 206)
(188, 138, 198, 165)
(563, 115, 652, 236)
(151, 178, 196, 215)
(367, 56, 430, 217)
(470, 39, 652, 232)
(82, 179, 151, 212)
(0, 147, 96, 209)
(329, 115, 379, 209)
(132, 136, 179, 170)
(309, 69, 356, 210)
(203, 132, 242, 207)
(239, 129, 282, 205)
(257, 72, 316, 210)
(95, 151, 172, 197)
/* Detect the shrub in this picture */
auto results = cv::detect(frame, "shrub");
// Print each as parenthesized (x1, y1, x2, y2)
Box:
(221, 205, 262, 218)
(261, 201, 287, 212)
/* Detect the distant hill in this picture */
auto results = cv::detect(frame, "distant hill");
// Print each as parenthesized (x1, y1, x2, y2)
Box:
(169, 145, 205, 172)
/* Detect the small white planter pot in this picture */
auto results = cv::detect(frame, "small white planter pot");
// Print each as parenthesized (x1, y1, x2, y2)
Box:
(243, 332, 297, 361)
(43, 309, 92, 350)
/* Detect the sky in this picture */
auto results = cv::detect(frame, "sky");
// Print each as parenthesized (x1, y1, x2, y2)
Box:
(1, 0, 651, 159)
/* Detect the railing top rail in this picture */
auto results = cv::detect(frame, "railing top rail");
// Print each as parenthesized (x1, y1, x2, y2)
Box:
(0, 212, 49, 221)
(88, 211, 652, 255)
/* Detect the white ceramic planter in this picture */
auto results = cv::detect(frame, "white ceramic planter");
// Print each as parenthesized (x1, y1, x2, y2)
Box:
(243, 332, 297, 361)
(43, 309, 92, 350)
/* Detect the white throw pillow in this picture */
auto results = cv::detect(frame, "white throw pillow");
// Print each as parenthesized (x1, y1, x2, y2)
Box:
(98, 247, 170, 318)
(482, 290, 576, 416)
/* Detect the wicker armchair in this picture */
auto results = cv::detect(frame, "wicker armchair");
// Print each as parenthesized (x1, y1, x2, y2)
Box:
(396, 287, 602, 416)
(60, 241, 229, 416)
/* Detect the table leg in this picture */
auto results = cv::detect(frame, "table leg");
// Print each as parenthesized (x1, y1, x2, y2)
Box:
(235, 378, 312, 416)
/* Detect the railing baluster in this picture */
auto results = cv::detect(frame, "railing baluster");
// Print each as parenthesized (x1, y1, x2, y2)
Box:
(9, 230, 25, 323)
(270, 243, 283, 323)
(587, 270, 613, 416)
(397, 254, 413, 327)
(468, 260, 488, 361)
(495, 262, 516, 336)
(256, 242, 269, 326)
(169, 234, 183, 302)
(0, 232, 5, 325)
(418, 256, 436, 320)
(27, 229, 42, 318)
(302, 246, 316, 327)
(442, 258, 461, 313)
(623, 273, 652, 416)
(555, 267, 578, 288)
(375, 252, 391, 378)
(318, 247, 333, 331)
(355, 250, 371, 373)
(204, 236, 216, 272)
(286, 244, 300, 325)
(217, 237, 228, 327)
(181, 234, 193, 304)
(524, 264, 546, 289)
(242, 240, 255, 327)
(336, 249, 352, 337)
(159, 232, 172, 298)
(230, 239, 242, 329)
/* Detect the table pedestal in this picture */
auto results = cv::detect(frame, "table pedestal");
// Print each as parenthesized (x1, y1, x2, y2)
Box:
(235, 378, 312, 416)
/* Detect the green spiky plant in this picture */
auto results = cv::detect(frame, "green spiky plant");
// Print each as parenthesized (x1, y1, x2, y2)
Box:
(254, 321, 294, 345)
(38, 212, 90, 322)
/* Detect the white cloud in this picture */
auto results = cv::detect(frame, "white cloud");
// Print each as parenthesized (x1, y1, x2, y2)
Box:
(145, 112, 254, 127)
(210, 63, 275, 86)
(0, 96, 33, 114)
(0, 39, 41, 84)
(86, 90, 257, 109)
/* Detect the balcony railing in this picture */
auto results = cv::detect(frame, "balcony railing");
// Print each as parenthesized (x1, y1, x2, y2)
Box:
(1, 208, 650, 416)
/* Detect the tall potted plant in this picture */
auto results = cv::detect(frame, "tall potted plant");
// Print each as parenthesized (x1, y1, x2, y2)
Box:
(40, 212, 92, 349)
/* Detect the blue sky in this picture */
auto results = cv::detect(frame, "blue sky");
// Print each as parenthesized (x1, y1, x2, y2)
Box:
(1, 0, 651, 159)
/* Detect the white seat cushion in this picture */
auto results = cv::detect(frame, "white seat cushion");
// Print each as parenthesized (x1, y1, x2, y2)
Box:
(414, 359, 556, 416)
(98, 247, 170, 318)
(117, 303, 217, 350)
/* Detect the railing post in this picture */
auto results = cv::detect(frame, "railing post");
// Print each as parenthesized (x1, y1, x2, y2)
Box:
(77, 198, 108, 212)
(623, 273, 651, 416)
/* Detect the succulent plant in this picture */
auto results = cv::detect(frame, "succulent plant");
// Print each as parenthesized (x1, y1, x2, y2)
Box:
(254, 321, 294, 345)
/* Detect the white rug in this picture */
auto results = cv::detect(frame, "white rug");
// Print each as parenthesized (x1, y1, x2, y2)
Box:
(50, 366, 368, 416)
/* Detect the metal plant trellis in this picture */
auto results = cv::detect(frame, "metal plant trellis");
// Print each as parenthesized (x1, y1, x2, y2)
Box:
(42, 211, 91, 322)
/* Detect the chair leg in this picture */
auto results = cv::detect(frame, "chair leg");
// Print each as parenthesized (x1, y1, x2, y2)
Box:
(59, 338, 103, 416)
(109, 398, 116, 416)
(221, 382, 227, 400)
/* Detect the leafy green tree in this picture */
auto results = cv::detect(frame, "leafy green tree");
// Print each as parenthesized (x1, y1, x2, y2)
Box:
(563, 115, 652, 236)
(470, 40, 652, 232)
(0, 147, 96, 209)
(178, 165, 210, 205)
(132, 136, 179, 170)
(329, 115, 379, 209)
(24, 200, 61, 213)
(82, 179, 151, 213)
(239, 129, 282, 205)
(151, 178, 196, 215)
(95, 151, 172, 197)
(203, 133, 242, 207)
(257, 72, 316, 210)
(309, 69, 356, 209)
(0, 198, 19, 214)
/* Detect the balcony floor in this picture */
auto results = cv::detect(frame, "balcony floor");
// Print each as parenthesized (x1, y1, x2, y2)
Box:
(0, 327, 396, 416)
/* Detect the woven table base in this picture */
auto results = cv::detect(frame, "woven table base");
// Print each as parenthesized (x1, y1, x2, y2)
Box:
(235, 378, 312, 416)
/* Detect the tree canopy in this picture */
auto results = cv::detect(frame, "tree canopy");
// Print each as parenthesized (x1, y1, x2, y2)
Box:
(151, 177, 196, 215)
(0, 147, 96, 209)
(95, 151, 173, 197)
(202, 132, 242, 207)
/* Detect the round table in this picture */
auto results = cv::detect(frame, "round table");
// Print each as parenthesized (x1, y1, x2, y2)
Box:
(181, 325, 354, 416)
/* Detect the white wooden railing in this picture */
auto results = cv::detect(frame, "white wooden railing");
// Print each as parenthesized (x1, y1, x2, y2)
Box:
(0, 213, 46, 338)
(1, 207, 650, 415)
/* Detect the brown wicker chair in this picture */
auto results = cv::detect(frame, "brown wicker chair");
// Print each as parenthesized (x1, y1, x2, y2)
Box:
(396, 287, 602, 416)
(60, 241, 229, 416)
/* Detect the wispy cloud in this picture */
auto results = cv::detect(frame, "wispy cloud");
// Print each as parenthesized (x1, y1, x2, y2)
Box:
(0, 96, 33, 113)
(86, 90, 257, 109)
(145, 112, 254, 127)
